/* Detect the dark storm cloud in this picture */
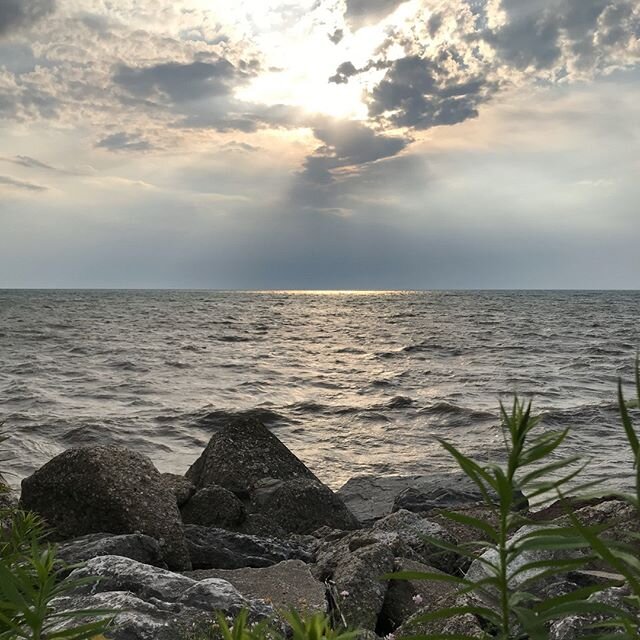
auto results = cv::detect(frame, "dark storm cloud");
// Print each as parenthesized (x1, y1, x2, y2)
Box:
(0, 0, 55, 37)
(96, 132, 153, 152)
(367, 54, 493, 130)
(113, 60, 239, 103)
(344, 0, 408, 29)
(0, 174, 46, 191)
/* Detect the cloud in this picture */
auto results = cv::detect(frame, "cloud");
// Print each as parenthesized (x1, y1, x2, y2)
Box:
(0, 154, 65, 173)
(329, 61, 359, 84)
(113, 57, 303, 134)
(96, 132, 153, 152)
(113, 59, 241, 103)
(331, 0, 639, 135)
(367, 54, 494, 130)
(0, 0, 55, 38)
(0, 174, 46, 191)
(222, 141, 261, 153)
(484, 0, 640, 73)
(344, 0, 408, 29)
(291, 118, 411, 214)
(328, 28, 344, 44)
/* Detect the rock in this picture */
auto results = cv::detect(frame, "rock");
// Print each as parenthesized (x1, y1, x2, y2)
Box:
(20, 445, 191, 570)
(161, 473, 195, 508)
(57, 533, 165, 568)
(396, 592, 486, 638)
(184, 525, 314, 569)
(338, 473, 527, 526)
(49, 555, 273, 640)
(237, 513, 288, 538)
(186, 416, 318, 495)
(314, 511, 458, 581)
(249, 478, 359, 535)
(394, 480, 527, 515)
(465, 524, 581, 609)
(181, 485, 246, 528)
(549, 585, 637, 640)
(338, 476, 416, 525)
(379, 559, 455, 634)
(186, 560, 326, 614)
(429, 504, 500, 546)
(371, 510, 459, 573)
(331, 542, 395, 632)
(551, 499, 640, 573)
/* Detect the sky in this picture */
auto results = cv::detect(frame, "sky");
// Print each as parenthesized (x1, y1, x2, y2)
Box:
(0, 0, 639, 289)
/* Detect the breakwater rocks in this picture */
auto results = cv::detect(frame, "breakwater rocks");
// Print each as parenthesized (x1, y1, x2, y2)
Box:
(7, 415, 640, 639)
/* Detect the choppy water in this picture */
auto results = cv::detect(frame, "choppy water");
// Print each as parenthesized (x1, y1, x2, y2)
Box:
(1, 290, 639, 494)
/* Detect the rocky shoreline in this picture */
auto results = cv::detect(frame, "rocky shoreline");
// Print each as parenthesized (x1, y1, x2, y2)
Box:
(2, 415, 638, 640)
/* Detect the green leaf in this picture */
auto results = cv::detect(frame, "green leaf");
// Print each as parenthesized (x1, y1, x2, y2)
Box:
(619, 379, 639, 459)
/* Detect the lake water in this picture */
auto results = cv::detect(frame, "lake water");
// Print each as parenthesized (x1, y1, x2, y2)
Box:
(1, 290, 639, 493)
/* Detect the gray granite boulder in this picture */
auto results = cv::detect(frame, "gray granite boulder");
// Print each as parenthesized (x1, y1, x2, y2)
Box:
(49, 555, 273, 640)
(181, 485, 246, 528)
(185, 525, 314, 569)
(249, 477, 359, 535)
(186, 559, 326, 614)
(57, 533, 165, 568)
(186, 416, 318, 495)
(20, 446, 190, 570)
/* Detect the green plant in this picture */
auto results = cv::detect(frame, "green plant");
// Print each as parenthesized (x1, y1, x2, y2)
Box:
(0, 507, 114, 640)
(563, 357, 640, 638)
(388, 398, 602, 640)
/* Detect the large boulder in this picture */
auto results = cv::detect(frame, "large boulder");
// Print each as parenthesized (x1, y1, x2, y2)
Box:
(184, 525, 314, 569)
(181, 485, 246, 528)
(49, 555, 273, 640)
(57, 533, 165, 568)
(338, 473, 527, 526)
(186, 416, 318, 495)
(186, 560, 326, 614)
(315, 511, 458, 579)
(20, 446, 190, 570)
(370, 510, 459, 573)
(379, 559, 456, 634)
(465, 524, 582, 610)
(249, 478, 359, 535)
(331, 542, 395, 632)
(396, 591, 486, 639)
